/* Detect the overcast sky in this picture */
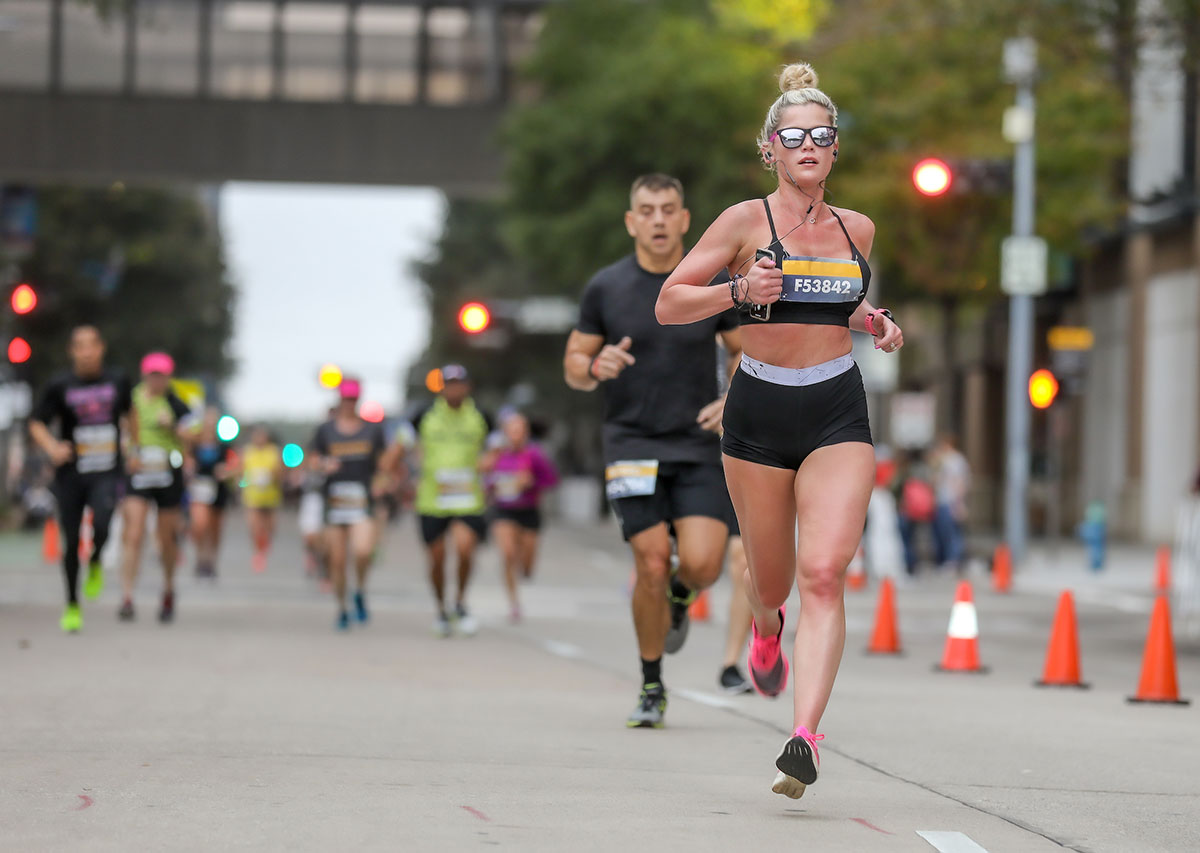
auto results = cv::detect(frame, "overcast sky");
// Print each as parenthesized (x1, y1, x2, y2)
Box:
(221, 183, 444, 420)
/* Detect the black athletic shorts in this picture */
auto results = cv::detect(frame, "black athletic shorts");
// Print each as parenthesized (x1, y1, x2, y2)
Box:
(609, 461, 734, 541)
(127, 468, 185, 509)
(419, 513, 488, 545)
(491, 506, 542, 531)
(722, 362, 873, 471)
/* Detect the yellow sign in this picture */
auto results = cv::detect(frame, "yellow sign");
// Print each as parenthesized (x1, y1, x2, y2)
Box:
(1047, 326, 1094, 351)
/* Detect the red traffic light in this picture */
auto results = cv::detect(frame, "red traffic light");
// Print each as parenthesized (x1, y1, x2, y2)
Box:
(913, 158, 953, 197)
(8, 336, 32, 364)
(11, 283, 36, 315)
(458, 302, 491, 334)
(1029, 369, 1059, 409)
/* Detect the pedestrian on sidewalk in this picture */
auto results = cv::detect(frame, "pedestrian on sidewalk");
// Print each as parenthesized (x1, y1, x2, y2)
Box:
(931, 434, 970, 573)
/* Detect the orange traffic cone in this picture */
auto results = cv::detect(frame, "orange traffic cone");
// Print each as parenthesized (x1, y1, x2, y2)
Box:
(42, 517, 61, 564)
(846, 546, 867, 591)
(689, 589, 711, 622)
(867, 577, 902, 654)
(1154, 546, 1171, 593)
(992, 544, 1012, 593)
(1035, 591, 1089, 688)
(935, 581, 988, 672)
(1127, 595, 1190, 705)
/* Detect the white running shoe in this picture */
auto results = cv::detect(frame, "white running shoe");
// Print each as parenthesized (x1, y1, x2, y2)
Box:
(432, 613, 452, 638)
(771, 726, 823, 799)
(454, 604, 479, 637)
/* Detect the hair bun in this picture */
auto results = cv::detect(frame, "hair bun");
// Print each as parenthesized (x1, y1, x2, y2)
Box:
(779, 62, 818, 93)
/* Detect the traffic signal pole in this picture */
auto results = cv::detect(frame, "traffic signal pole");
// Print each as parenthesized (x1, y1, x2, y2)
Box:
(1003, 38, 1037, 561)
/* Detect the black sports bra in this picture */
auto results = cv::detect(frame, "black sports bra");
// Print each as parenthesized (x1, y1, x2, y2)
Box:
(740, 198, 872, 326)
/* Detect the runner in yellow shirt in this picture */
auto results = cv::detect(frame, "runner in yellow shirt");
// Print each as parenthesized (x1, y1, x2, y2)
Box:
(241, 424, 283, 573)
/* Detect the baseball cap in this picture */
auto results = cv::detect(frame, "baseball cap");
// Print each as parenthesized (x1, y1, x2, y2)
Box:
(441, 364, 470, 383)
(140, 352, 175, 376)
(339, 378, 362, 400)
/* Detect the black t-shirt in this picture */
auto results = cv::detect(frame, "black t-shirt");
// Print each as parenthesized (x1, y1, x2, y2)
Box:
(32, 368, 133, 476)
(576, 254, 738, 465)
(311, 418, 386, 494)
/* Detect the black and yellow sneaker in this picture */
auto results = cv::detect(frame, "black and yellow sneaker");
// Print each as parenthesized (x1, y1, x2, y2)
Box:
(626, 683, 667, 728)
(664, 571, 696, 655)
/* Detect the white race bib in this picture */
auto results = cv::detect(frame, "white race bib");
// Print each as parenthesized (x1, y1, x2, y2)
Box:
(252, 470, 273, 488)
(190, 476, 218, 506)
(493, 471, 526, 501)
(327, 480, 369, 524)
(73, 424, 117, 474)
(434, 468, 478, 511)
(605, 460, 659, 500)
(132, 446, 173, 490)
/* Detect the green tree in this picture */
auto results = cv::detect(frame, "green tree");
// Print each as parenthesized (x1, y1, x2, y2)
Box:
(13, 185, 235, 390)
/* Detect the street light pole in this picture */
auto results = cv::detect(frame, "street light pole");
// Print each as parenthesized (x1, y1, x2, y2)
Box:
(1003, 37, 1038, 561)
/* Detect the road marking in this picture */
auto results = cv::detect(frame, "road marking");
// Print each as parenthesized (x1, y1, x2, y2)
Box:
(76, 794, 93, 810)
(541, 639, 584, 660)
(851, 817, 892, 835)
(917, 830, 990, 852)
(673, 688, 737, 710)
(461, 805, 491, 822)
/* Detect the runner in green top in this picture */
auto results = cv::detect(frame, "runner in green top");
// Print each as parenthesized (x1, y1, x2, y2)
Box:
(396, 365, 495, 637)
(119, 352, 194, 624)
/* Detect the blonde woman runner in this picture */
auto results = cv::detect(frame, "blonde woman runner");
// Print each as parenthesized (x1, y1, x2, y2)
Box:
(656, 62, 903, 798)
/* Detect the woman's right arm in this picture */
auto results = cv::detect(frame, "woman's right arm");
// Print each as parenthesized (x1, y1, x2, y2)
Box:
(656, 202, 782, 326)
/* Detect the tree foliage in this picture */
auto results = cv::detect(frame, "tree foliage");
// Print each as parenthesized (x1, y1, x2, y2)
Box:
(12, 185, 235, 390)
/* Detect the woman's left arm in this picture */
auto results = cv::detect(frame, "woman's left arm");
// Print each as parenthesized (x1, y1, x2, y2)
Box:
(845, 216, 904, 353)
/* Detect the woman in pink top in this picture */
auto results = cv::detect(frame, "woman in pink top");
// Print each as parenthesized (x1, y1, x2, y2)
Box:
(487, 412, 559, 623)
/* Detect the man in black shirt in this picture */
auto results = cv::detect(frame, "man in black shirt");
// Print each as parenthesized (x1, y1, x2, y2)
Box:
(29, 325, 132, 633)
(564, 174, 742, 728)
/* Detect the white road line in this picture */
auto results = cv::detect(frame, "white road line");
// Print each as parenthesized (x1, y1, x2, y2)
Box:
(541, 639, 585, 660)
(673, 688, 737, 710)
(916, 830, 991, 853)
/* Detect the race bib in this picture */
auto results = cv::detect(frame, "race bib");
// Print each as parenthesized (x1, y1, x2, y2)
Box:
(780, 256, 864, 303)
(493, 471, 526, 502)
(434, 468, 478, 512)
(327, 480, 368, 524)
(605, 460, 659, 500)
(190, 476, 218, 506)
(132, 446, 173, 490)
(252, 469, 273, 488)
(73, 424, 117, 474)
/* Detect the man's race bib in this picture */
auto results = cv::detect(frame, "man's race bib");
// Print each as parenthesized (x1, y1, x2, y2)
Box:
(189, 476, 219, 506)
(605, 460, 659, 500)
(252, 469, 273, 488)
(327, 480, 369, 525)
(131, 446, 173, 490)
(73, 424, 118, 474)
(780, 256, 864, 303)
(434, 468, 478, 512)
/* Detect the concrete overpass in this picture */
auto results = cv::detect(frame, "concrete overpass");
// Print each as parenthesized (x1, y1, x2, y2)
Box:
(0, 0, 553, 193)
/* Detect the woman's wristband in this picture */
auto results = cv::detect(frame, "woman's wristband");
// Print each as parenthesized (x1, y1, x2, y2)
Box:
(865, 308, 894, 336)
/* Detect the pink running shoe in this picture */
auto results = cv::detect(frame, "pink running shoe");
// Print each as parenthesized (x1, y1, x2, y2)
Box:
(748, 607, 789, 698)
(772, 726, 824, 799)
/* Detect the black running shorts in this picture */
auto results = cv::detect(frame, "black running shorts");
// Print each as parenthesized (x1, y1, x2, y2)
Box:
(722, 363, 873, 471)
(419, 513, 488, 545)
(609, 461, 734, 541)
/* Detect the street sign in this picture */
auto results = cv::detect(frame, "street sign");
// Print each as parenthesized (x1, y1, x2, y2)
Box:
(515, 297, 577, 334)
(1047, 326, 1094, 351)
(1001, 236, 1048, 295)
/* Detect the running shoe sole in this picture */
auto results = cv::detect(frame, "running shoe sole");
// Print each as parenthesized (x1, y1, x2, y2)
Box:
(663, 601, 689, 654)
(772, 733, 819, 799)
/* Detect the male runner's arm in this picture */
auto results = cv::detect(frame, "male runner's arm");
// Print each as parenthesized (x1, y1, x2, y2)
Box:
(564, 331, 635, 391)
(28, 386, 73, 467)
(696, 327, 744, 434)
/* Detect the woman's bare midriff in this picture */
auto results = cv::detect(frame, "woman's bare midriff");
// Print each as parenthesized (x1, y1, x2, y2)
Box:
(741, 323, 852, 369)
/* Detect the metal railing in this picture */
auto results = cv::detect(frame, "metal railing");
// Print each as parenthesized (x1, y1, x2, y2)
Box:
(0, 0, 550, 105)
